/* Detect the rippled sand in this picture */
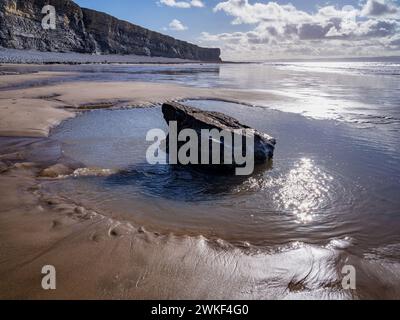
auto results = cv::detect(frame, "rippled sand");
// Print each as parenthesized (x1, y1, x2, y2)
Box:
(1, 161, 399, 299)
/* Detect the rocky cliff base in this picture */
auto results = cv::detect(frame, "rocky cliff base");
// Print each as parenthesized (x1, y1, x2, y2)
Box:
(0, 47, 203, 64)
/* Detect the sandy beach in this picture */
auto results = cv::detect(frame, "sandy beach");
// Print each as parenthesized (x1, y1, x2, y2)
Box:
(0, 68, 289, 299)
(1, 63, 399, 300)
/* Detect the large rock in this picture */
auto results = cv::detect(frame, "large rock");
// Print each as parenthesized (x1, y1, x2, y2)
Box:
(162, 102, 276, 169)
(0, 0, 221, 61)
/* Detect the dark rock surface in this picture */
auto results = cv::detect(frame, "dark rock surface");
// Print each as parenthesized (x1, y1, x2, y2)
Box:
(0, 0, 221, 62)
(162, 102, 276, 167)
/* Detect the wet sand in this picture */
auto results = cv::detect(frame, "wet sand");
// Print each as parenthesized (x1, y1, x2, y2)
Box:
(0, 69, 291, 299)
(2, 160, 398, 299)
(1, 68, 399, 300)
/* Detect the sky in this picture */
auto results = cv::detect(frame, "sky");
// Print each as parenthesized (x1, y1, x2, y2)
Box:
(74, 0, 400, 60)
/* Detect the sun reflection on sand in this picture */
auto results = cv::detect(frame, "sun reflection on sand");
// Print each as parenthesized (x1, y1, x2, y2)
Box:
(274, 158, 334, 223)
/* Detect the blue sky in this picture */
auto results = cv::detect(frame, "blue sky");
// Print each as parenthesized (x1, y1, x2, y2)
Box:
(74, 1, 362, 40)
(74, 0, 400, 60)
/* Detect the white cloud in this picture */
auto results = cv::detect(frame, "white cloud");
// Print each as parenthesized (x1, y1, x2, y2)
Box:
(214, 0, 312, 25)
(159, 0, 204, 9)
(167, 19, 188, 31)
(361, 0, 400, 18)
(190, 0, 205, 7)
(200, 0, 400, 60)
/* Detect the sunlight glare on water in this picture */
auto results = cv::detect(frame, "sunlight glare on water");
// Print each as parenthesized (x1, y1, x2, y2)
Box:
(275, 158, 333, 223)
(241, 158, 334, 224)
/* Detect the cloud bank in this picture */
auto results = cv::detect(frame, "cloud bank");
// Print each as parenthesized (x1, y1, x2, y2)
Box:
(200, 0, 400, 60)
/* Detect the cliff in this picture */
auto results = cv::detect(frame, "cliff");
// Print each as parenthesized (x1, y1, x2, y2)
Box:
(0, 0, 221, 62)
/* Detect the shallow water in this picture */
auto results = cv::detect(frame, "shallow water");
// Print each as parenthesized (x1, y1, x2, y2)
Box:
(46, 100, 400, 261)
(2, 59, 400, 128)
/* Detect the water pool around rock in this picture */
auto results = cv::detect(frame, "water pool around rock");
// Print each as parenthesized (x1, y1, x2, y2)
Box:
(46, 100, 400, 255)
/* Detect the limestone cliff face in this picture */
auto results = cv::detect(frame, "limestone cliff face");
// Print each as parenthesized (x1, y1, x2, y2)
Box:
(0, 0, 221, 61)
(0, 0, 96, 53)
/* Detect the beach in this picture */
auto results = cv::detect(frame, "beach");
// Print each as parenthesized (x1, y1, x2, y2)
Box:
(0, 61, 399, 299)
(0, 65, 285, 299)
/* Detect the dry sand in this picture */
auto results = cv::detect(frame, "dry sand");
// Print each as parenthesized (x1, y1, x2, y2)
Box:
(0, 70, 358, 300)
